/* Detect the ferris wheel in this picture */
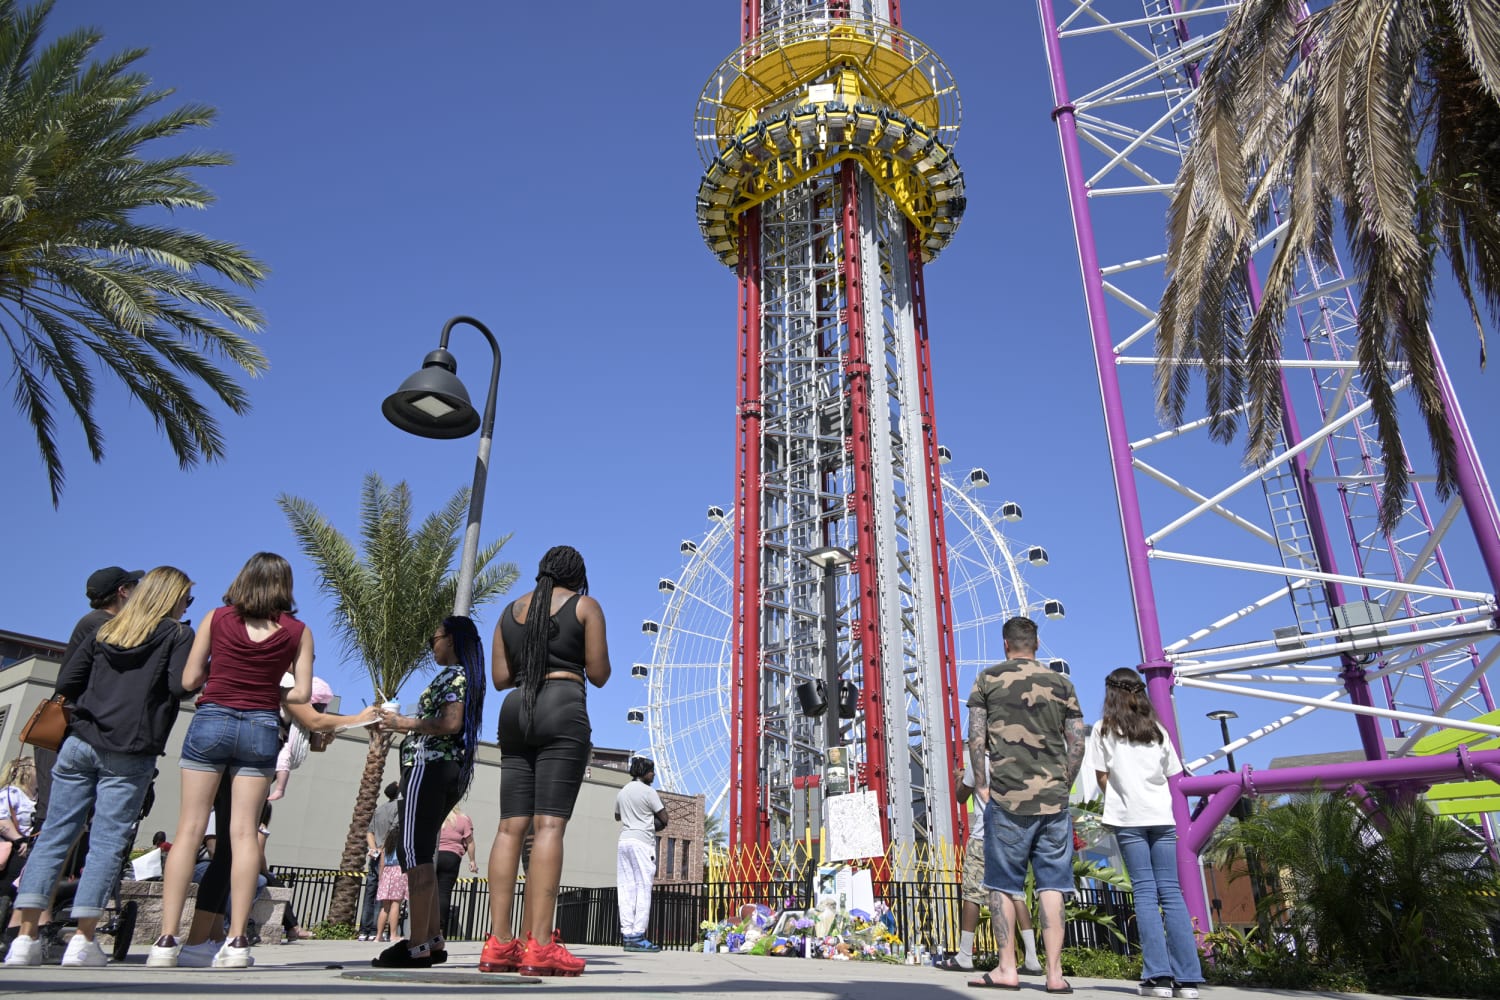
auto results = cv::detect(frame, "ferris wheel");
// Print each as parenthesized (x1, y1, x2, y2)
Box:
(629, 460, 1066, 820)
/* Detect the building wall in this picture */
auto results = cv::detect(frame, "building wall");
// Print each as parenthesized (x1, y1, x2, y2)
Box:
(0, 655, 647, 888)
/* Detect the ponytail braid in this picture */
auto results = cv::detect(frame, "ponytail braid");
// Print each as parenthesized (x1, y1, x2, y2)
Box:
(517, 546, 589, 726)
(443, 615, 484, 798)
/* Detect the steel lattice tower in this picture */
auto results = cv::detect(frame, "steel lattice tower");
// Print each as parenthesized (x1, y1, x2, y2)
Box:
(695, 0, 968, 851)
(1035, 0, 1500, 929)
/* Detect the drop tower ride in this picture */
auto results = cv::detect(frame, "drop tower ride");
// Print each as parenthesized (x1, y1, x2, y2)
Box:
(695, 0, 968, 851)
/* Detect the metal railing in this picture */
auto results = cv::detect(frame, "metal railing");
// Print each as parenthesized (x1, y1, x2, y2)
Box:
(269, 867, 1138, 957)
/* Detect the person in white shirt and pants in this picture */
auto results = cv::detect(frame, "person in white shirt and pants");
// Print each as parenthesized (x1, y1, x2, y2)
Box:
(615, 757, 668, 952)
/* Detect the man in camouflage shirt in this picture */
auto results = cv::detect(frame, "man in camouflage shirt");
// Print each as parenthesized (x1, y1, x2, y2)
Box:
(966, 616, 1086, 992)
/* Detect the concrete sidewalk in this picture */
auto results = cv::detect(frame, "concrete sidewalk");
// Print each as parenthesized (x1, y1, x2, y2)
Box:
(0, 938, 1441, 1000)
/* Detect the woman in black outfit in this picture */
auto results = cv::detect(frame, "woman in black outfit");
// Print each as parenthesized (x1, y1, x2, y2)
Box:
(478, 546, 610, 978)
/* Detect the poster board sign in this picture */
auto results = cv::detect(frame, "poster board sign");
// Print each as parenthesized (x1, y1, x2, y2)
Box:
(825, 745, 850, 796)
(825, 789, 884, 861)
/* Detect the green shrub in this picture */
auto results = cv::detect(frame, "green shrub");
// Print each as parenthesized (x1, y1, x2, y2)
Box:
(312, 921, 356, 940)
(1059, 947, 1141, 980)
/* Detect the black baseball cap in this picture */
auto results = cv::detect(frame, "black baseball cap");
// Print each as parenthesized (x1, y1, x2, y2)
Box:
(85, 566, 145, 602)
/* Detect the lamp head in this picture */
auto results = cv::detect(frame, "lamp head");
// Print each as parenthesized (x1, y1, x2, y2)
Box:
(382, 348, 480, 439)
(1206, 709, 1238, 722)
(805, 545, 855, 570)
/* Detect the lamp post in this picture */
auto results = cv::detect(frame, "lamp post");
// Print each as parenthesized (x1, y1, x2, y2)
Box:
(805, 546, 855, 761)
(382, 315, 502, 617)
(1207, 709, 1239, 771)
(1207, 707, 1266, 927)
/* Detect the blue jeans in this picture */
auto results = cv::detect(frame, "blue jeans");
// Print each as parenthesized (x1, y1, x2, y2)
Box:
(16, 735, 155, 919)
(1114, 825, 1203, 984)
(181, 704, 280, 778)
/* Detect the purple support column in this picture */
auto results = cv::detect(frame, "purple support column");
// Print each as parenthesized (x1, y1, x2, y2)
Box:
(1034, 0, 1210, 932)
(1431, 338, 1500, 597)
(1243, 263, 1389, 762)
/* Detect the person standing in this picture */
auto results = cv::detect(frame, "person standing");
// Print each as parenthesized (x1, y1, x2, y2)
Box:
(1085, 669, 1203, 1000)
(152, 552, 313, 969)
(434, 806, 477, 938)
(370, 616, 486, 969)
(479, 545, 610, 978)
(966, 616, 1086, 993)
(31, 567, 144, 834)
(941, 760, 1044, 974)
(5, 567, 196, 968)
(615, 756, 667, 952)
(359, 782, 401, 941)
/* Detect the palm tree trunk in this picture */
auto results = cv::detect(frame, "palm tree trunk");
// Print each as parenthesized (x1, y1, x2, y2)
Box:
(327, 731, 392, 926)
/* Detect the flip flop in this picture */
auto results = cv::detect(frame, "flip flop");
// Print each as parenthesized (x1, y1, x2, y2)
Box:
(1045, 983, 1074, 994)
(969, 973, 1022, 990)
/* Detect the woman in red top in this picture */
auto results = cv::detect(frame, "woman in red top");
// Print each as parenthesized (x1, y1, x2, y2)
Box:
(151, 553, 313, 969)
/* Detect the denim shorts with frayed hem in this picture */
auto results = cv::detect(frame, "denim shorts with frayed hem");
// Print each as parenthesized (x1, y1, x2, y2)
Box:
(180, 704, 280, 779)
(982, 800, 1075, 898)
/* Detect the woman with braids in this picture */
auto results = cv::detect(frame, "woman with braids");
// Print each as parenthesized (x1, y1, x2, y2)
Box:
(1083, 668, 1202, 1000)
(369, 615, 486, 969)
(479, 545, 610, 978)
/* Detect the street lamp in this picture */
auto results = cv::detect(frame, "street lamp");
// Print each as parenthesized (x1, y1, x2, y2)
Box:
(383, 315, 501, 617)
(1207, 707, 1265, 925)
(805, 545, 854, 758)
(1206, 709, 1239, 771)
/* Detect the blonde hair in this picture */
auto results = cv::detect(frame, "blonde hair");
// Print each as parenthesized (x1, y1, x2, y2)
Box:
(97, 566, 193, 649)
(0, 757, 34, 790)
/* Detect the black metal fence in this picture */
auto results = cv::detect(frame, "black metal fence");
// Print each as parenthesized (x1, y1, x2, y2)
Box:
(269, 866, 1138, 959)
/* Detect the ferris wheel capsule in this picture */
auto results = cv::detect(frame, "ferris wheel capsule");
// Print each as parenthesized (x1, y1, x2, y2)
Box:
(627, 708, 645, 725)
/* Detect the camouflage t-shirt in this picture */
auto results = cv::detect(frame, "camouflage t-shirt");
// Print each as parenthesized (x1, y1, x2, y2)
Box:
(966, 658, 1084, 816)
(398, 665, 467, 768)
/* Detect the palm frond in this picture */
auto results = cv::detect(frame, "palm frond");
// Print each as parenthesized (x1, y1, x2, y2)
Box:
(0, 0, 267, 505)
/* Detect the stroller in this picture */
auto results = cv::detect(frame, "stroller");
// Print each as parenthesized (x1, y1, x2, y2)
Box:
(8, 771, 156, 963)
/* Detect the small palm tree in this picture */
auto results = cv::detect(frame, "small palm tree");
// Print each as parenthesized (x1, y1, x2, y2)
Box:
(1159, 1, 1500, 530)
(1209, 788, 1500, 987)
(0, 0, 269, 504)
(278, 473, 518, 924)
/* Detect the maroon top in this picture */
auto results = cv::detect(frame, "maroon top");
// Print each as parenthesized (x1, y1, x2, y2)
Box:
(199, 605, 306, 711)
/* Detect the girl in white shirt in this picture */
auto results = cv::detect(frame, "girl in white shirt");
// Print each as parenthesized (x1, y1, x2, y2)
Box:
(1085, 669, 1203, 1000)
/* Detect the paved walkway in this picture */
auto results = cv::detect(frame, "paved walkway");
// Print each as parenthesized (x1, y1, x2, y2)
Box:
(0, 938, 1439, 1000)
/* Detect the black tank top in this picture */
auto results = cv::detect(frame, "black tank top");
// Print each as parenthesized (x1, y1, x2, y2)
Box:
(499, 592, 587, 680)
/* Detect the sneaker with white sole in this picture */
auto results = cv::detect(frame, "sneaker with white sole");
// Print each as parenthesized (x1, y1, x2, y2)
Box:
(212, 937, 253, 969)
(1173, 984, 1201, 999)
(3, 934, 41, 966)
(147, 938, 181, 968)
(1022, 961, 1044, 974)
(178, 940, 220, 968)
(1140, 978, 1175, 999)
(61, 935, 108, 968)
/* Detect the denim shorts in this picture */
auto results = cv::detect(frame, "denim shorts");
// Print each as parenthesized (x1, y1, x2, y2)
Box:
(180, 703, 280, 779)
(983, 800, 1075, 898)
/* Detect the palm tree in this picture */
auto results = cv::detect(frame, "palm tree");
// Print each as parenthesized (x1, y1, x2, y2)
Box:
(1209, 788, 1500, 988)
(1159, 1, 1500, 530)
(0, 0, 269, 505)
(278, 473, 518, 925)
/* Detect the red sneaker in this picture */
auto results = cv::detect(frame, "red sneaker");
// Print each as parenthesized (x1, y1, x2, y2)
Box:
(478, 934, 524, 973)
(518, 930, 585, 977)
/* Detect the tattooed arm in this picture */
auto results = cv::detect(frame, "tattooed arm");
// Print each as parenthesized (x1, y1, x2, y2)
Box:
(968, 705, 990, 803)
(1063, 714, 1088, 785)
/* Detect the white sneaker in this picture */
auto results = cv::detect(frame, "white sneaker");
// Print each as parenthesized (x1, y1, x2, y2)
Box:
(61, 935, 108, 967)
(147, 940, 181, 968)
(1023, 960, 1044, 974)
(212, 940, 252, 968)
(3, 934, 41, 966)
(1140, 980, 1175, 999)
(1173, 985, 1201, 999)
(178, 940, 220, 968)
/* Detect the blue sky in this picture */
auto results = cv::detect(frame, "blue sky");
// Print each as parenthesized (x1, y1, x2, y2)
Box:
(5, 2, 1498, 792)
